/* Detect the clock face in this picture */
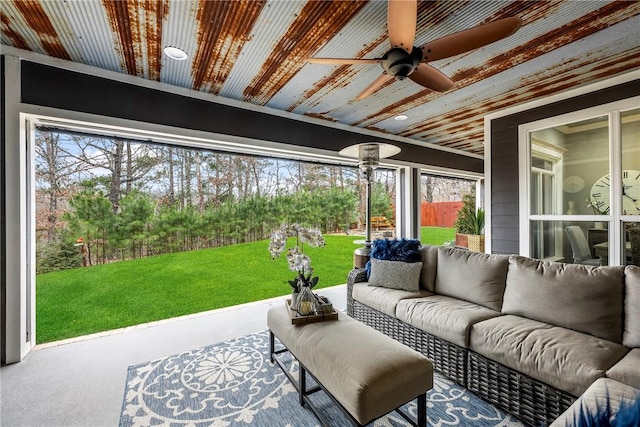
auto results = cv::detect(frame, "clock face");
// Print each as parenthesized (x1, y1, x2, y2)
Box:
(622, 170, 640, 215)
(590, 174, 610, 214)
(562, 176, 585, 193)
(590, 170, 640, 215)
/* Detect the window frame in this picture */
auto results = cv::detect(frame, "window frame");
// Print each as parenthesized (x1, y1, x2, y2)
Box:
(518, 97, 640, 265)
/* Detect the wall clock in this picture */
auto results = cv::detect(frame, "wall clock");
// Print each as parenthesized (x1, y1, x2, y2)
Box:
(589, 170, 640, 215)
(562, 176, 585, 193)
(622, 170, 640, 215)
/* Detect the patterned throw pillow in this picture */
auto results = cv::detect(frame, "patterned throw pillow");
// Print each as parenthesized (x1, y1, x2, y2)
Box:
(368, 258, 423, 292)
(365, 238, 422, 278)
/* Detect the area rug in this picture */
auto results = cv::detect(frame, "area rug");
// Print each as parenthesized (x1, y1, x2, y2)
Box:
(119, 330, 524, 426)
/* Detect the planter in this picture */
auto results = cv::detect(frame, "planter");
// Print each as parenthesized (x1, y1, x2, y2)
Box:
(455, 233, 485, 253)
(467, 234, 485, 253)
(455, 233, 468, 248)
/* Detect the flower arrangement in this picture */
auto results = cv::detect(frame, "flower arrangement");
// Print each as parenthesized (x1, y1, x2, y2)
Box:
(268, 223, 325, 293)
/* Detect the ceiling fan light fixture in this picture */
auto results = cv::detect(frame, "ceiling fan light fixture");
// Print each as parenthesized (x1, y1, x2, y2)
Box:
(306, 2, 521, 101)
(164, 46, 188, 61)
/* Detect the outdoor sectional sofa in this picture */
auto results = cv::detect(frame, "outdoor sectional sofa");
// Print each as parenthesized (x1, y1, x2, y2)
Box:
(346, 245, 640, 426)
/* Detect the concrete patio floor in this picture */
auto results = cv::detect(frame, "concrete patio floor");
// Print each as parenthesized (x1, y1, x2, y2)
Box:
(0, 285, 347, 427)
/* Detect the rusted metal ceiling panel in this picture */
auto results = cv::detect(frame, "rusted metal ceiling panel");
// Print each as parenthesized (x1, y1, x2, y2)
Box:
(242, 0, 368, 105)
(10, 0, 71, 60)
(1, 0, 71, 59)
(278, 1, 389, 113)
(332, 0, 640, 154)
(102, 0, 166, 80)
(218, 0, 306, 100)
(55, 0, 122, 72)
(414, 38, 640, 154)
(401, 9, 640, 152)
(159, 0, 197, 88)
(1, 0, 639, 159)
(192, 0, 266, 93)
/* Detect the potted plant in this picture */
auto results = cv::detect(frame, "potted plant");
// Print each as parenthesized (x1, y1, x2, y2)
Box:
(454, 193, 485, 252)
(268, 223, 328, 313)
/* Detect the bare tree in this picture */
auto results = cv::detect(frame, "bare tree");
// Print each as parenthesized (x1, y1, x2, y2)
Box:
(168, 146, 175, 205)
(195, 151, 204, 212)
(126, 141, 132, 193)
(69, 137, 162, 210)
(422, 175, 475, 202)
(184, 149, 192, 207)
(109, 139, 124, 211)
(34, 131, 96, 241)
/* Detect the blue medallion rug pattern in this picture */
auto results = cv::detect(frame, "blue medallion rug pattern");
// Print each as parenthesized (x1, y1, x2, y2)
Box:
(120, 330, 524, 426)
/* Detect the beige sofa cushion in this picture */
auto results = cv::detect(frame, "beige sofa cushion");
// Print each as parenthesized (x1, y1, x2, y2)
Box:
(352, 282, 431, 317)
(396, 295, 502, 348)
(550, 378, 640, 427)
(470, 315, 629, 397)
(435, 247, 509, 311)
(624, 266, 640, 347)
(503, 256, 625, 343)
(419, 245, 438, 292)
(607, 348, 640, 389)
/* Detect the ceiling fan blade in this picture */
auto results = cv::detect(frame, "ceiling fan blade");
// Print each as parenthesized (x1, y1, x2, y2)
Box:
(355, 73, 394, 100)
(307, 58, 380, 65)
(420, 17, 522, 62)
(388, 0, 417, 53)
(409, 63, 454, 92)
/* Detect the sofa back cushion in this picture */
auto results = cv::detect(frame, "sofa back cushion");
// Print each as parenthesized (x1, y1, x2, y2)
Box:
(419, 245, 439, 292)
(503, 256, 625, 343)
(368, 258, 423, 292)
(624, 266, 640, 348)
(435, 247, 509, 311)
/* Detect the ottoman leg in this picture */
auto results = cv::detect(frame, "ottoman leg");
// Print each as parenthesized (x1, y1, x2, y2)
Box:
(299, 366, 307, 407)
(269, 330, 274, 363)
(417, 393, 426, 427)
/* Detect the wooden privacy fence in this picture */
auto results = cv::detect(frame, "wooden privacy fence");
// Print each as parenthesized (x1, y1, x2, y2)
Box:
(421, 201, 463, 227)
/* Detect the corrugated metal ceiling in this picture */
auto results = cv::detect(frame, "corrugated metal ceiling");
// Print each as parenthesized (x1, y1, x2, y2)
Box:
(2, 0, 639, 156)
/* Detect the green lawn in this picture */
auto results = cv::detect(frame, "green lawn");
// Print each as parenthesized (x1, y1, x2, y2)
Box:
(421, 226, 455, 246)
(36, 227, 453, 343)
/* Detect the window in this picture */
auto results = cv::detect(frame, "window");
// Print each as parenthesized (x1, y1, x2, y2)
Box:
(519, 101, 640, 266)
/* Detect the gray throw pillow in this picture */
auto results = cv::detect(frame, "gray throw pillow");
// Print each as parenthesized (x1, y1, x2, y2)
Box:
(368, 258, 423, 292)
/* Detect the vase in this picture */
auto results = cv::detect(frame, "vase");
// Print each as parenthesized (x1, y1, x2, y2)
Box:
(297, 285, 316, 316)
(290, 292, 300, 311)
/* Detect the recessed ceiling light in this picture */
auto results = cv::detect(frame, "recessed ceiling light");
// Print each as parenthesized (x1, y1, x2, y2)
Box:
(164, 46, 188, 61)
(394, 114, 408, 121)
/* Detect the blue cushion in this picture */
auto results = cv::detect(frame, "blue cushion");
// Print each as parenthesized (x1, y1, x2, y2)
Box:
(365, 238, 422, 278)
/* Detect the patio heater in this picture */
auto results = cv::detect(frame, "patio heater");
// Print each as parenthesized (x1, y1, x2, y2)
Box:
(339, 143, 401, 268)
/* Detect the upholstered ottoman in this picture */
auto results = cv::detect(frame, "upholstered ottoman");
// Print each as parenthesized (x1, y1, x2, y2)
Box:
(267, 304, 433, 426)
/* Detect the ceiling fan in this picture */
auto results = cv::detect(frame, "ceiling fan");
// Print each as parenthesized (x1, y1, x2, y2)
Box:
(307, 0, 522, 100)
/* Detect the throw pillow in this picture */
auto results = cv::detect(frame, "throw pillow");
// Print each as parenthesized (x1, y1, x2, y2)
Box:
(571, 391, 640, 427)
(365, 238, 422, 278)
(368, 258, 423, 292)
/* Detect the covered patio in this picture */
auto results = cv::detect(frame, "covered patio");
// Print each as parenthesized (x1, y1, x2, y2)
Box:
(0, 285, 347, 426)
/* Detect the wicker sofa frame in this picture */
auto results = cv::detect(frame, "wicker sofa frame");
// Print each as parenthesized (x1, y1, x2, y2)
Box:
(347, 267, 576, 426)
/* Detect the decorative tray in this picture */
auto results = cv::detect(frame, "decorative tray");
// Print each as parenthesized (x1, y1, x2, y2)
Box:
(286, 299, 338, 324)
